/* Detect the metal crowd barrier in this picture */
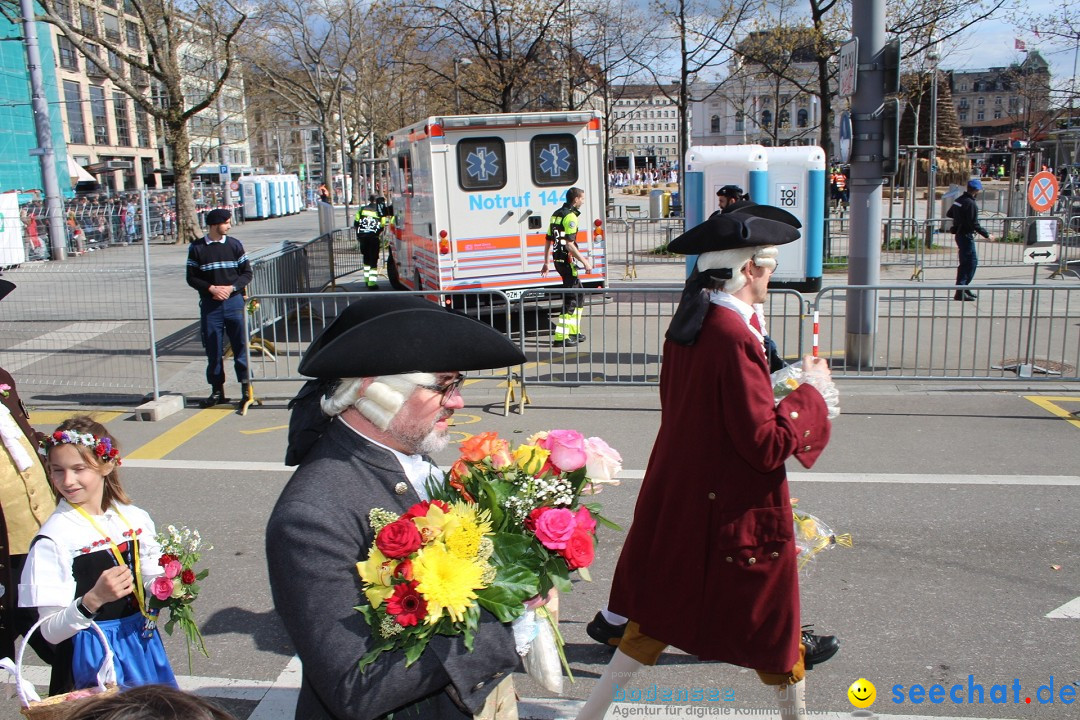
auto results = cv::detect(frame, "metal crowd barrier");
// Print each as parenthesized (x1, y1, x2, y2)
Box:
(815, 284, 1080, 380)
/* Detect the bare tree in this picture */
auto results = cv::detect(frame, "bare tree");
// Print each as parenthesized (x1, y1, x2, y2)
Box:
(242, 0, 364, 199)
(1, 0, 247, 241)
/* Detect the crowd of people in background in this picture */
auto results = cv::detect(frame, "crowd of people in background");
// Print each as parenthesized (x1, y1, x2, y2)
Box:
(607, 167, 678, 187)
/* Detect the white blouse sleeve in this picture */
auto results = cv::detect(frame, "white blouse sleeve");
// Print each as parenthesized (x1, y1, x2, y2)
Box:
(135, 508, 163, 583)
(19, 537, 75, 609)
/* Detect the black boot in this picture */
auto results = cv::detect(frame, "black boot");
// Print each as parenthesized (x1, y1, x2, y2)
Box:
(802, 626, 840, 669)
(241, 382, 252, 402)
(200, 386, 228, 408)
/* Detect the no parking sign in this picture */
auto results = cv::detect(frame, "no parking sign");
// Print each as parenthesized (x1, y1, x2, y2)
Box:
(1027, 171, 1058, 213)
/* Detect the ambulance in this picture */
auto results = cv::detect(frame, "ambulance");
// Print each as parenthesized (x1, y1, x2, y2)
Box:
(383, 111, 607, 300)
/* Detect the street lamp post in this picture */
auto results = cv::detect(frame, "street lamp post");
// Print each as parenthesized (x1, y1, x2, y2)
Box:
(927, 41, 941, 221)
(454, 57, 472, 114)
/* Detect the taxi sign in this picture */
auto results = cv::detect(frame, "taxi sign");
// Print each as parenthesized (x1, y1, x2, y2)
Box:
(1027, 171, 1058, 213)
(838, 39, 858, 98)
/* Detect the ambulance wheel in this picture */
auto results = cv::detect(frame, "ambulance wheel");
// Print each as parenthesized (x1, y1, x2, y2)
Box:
(387, 251, 406, 290)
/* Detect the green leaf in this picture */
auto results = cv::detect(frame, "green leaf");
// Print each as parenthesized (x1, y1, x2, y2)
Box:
(576, 566, 592, 582)
(477, 480, 505, 530)
(403, 633, 432, 666)
(195, 569, 210, 581)
(543, 556, 573, 593)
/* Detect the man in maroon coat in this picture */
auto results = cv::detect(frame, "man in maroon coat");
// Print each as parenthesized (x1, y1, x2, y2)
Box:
(578, 206, 834, 720)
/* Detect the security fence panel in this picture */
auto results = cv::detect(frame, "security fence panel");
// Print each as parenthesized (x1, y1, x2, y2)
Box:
(0, 254, 153, 396)
(915, 216, 1067, 271)
(245, 291, 515, 384)
(814, 285, 1080, 380)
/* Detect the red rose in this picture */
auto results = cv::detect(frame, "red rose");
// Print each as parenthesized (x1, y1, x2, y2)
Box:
(181, 569, 196, 585)
(401, 500, 450, 520)
(386, 581, 427, 626)
(158, 554, 178, 568)
(375, 519, 423, 559)
(559, 527, 595, 570)
(525, 506, 551, 533)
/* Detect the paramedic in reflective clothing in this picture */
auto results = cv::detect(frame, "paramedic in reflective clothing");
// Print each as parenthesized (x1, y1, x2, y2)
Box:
(353, 197, 383, 289)
(541, 187, 592, 346)
(946, 178, 991, 301)
(186, 208, 252, 408)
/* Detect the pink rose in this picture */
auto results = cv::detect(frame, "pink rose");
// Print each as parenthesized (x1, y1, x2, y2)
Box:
(151, 576, 174, 601)
(584, 437, 623, 485)
(533, 507, 577, 550)
(574, 506, 596, 534)
(164, 560, 182, 579)
(539, 429, 587, 472)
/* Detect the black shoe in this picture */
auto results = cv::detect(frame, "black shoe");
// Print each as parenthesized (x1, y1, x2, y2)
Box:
(576, 334, 587, 342)
(553, 337, 578, 347)
(802, 627, 839, 670)
(586, 612, 625, 647)
(954, 291, 974, 301)
(200, 388, 228, 408)
(964, 290, 977, 300)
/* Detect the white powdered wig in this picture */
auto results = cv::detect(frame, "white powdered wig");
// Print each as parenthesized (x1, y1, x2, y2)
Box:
(696, 245, 779, 293)
(321, 373, 437, 429)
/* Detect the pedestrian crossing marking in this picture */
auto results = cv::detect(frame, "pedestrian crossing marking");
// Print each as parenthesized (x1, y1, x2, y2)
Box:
(1023, 395, 1080, 430)
(126, 408, 232, 460)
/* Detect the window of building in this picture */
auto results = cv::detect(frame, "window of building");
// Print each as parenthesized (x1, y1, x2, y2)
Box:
(778, 109, 790, 128)
(55, 0, 72, 22)
(977, 110, 985, 121)
(735, 111, 744, 131)
(108, 49, 124, 77)
(993, 110, 1001, 119)
(959, 112, 968, 121)
(89, 85, 109, 145)
(977, 97, 984, 106)
(57, 36, 78, 70)
(123, 0, 135, 13)
(994, 96, 1002, 105)
(761, 109, 772, 127)
(135, 105, 150, 147)
(80, 4, 96, 32)
(710, 115, 720, 133)
(797, 108, 808, 128)
(126, 20, 141, 49)
(457, 136, 506, 191)
(63, 80, 86, 144)
(113, 92, 130, 146)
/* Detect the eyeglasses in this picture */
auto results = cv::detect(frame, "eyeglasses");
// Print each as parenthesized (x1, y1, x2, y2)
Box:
(420, 374, 466, 406)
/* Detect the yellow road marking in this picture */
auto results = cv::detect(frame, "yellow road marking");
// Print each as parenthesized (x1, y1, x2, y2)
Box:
(240, 424, 288, 435)
(127, 409, 233, 460)
(30, 411, 124, 427)
(1023, 396, 1080, 430)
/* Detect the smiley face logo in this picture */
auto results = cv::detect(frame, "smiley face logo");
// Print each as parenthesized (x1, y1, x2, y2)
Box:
(847, 678, 876, 708)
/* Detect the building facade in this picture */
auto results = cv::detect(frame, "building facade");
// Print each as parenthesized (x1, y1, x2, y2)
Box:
(608, 84, 682, 168)
(0, 16, 69, 196)
(948, 51, 1052, 153)
(47, 0, 158, 191)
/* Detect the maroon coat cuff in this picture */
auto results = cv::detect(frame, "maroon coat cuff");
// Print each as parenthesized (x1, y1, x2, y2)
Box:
(776, 384, 831, 469)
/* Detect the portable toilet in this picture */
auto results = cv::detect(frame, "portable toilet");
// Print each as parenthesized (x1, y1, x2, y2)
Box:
(762, 146, 826, 292)
(268, 176, 281, 217)
(682, 145, 768, 276)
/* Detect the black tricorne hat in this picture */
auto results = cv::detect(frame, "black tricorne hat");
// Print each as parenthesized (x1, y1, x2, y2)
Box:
(668, 204, 802, 256)
(0, 279, 13, 302)
(205, 208, 231, 226)
(297, 295, 525, 379)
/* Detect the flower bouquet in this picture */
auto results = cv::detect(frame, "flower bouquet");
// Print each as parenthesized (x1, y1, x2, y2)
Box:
(354, 501, 501, 672)
(426, 430, 622, 690)
(791, 501, 852, 572)
(147, 525, 210, 669)
(770, 362, 841, 419)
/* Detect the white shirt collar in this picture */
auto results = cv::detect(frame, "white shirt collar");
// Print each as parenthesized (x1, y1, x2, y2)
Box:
(339, 421, 439, 500)
(204, 234, 226, 244)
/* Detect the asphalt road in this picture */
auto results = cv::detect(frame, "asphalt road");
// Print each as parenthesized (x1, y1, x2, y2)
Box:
(3, 381, 1078, 720)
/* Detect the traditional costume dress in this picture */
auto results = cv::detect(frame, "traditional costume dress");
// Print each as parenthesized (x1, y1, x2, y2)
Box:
(20, 500, 176, 693)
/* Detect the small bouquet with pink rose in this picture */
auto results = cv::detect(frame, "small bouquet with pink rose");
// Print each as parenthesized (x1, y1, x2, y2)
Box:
(427, 429, 622, 690)
(147, 525, 210, 669)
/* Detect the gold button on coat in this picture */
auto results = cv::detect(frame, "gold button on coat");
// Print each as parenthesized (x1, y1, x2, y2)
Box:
(707, 492, 716, 500)
(747, 557, 757, 565)
(770, 551, 780, 559)
(394, 482, 408, 495)
(803, 430, 811, 438)
(790, 411, 799, 419)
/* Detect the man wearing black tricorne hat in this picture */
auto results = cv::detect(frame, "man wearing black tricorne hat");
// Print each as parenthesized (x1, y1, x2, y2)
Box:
(578, 206, 835, 720)
(266, 295, 526, 720)
(0, 279, 57, 663)
(185, 208, 252, 408)
(711, 184, 752, 217)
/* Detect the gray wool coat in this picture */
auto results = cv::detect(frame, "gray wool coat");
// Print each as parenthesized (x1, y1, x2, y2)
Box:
(266, 419, 520, 720)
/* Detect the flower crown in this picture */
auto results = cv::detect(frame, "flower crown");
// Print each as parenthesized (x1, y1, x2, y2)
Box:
(39, 430, 122, 465)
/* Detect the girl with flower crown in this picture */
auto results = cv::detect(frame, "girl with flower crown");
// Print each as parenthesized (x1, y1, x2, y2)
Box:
(18, 416, 176, 694)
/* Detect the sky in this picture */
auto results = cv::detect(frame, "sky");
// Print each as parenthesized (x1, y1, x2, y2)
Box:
(940, 1, 1077, 85)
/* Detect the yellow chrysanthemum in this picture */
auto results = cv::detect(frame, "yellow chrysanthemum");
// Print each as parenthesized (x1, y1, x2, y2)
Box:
(443, 502, 493, 560)
(413, 543, 485, 623)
